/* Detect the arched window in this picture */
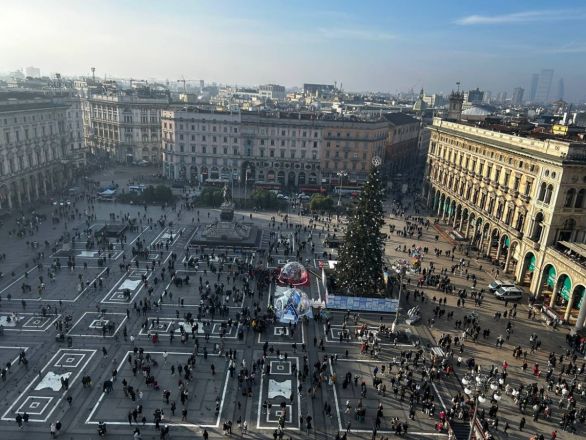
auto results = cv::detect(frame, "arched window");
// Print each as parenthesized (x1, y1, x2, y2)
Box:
(575, 189, 585, 209)
(559, 218, 576, 241)
(564, 188, 576, 207)
(544, 184, 554, 204)
(532, 212, 544, 241)
(538, 182, 547, 201)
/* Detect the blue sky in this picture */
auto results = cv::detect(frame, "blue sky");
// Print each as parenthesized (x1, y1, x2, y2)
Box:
(2, 0, 585, 101)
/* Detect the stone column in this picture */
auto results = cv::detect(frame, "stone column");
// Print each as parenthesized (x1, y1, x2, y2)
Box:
(504, 247, 512, 272)
(465, 220, 472, 239)
(574, 299, 586, 331)
(564, 294, 573, 322)
(549, 284, 558, 308)
(16, 187, 22, 207)
(486, 232, 492, 257)
(496, 241, 503, 261)
(25, 181, 31, 203)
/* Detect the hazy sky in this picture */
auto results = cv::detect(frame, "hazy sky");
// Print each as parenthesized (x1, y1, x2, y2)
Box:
(2, 0, 585, 101)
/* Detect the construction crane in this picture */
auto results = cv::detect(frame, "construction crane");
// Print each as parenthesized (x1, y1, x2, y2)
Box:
(176, 76, 201, 94)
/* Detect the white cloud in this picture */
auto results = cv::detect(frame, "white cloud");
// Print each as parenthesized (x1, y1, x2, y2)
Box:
(455, 9, 586, 26)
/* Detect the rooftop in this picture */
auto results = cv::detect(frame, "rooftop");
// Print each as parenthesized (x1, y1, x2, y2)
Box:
(166, 106, 397, 125)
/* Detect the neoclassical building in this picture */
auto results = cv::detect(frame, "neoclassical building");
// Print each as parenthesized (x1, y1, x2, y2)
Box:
(0, 92, 81, 211)
(81, 88, 170, 164)
(161, 107, 420, 190)
(423, 117, 586, 330)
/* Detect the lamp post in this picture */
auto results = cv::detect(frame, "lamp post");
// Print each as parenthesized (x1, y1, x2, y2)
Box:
(461, 370, 503, 440)
(392, 266, 406, 333)
(336, 170, 348, 207)
(244, 166, 251, 207)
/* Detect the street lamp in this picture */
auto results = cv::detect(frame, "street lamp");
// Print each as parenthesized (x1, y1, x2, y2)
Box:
(461, 370, 503, 440)
(336, 170, 348, 207)
(244, 166, 251, 207)
(392, 266, 406, 333)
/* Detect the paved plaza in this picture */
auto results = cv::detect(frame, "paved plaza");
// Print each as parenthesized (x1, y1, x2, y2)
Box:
(0, 166, 583, 439)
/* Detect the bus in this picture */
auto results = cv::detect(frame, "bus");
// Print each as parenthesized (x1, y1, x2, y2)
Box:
(332, 187, 361, 198)
(203, 178, 229, 188)
(128, 184, 146, 193)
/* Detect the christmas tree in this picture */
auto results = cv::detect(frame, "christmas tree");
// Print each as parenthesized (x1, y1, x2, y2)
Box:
(335, 162, 385, 295)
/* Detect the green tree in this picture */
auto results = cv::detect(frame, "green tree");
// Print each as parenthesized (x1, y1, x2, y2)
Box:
(335, 164, 385, 295)
(309, 194, 334, 212)
(198, 188, 223, 207)
(153, 185, 174, 203)
(251, 189, 280, 209)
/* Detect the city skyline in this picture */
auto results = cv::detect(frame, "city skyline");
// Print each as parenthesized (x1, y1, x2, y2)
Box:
(1, 0, 585, 101)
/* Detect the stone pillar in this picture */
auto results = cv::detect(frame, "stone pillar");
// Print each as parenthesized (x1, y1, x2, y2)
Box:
(575, 299, 586, 331)
(16, 187, 22, 207)
(42, 177, 47, 195)
(7, 192, 13, 209)
(549, 285, 558, 308)
(34, 180, 40, 200)
(486, 232, 492, 257)
(504, 248, 512, 272)
(24, 181, 31, 203)
(496, 241, 503, 261)
(466, 220, 472, 239)
(564, 294, 573, 322)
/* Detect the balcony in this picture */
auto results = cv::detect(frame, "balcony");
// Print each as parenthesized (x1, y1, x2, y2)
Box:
(514, 230, 524, 239)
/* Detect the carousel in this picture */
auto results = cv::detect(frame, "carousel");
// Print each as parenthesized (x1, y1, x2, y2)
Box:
(277, 261, 310, 287)
(273, 287, 313, 324)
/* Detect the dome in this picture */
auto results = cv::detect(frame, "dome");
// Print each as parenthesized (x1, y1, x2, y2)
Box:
(278, 261, 309, 286)
(273, 287, 313, 323)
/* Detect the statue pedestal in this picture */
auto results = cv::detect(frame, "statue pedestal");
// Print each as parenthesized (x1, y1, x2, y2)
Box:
(220, 202, 235, 221)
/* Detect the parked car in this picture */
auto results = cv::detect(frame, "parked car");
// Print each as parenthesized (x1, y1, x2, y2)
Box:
(494, 286, 524, 301)
(488, 279, 515, 292)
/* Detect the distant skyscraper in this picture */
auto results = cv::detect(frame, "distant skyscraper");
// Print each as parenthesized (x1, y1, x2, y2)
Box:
(556, 78, 565, 101)
(512, 87, 525, 106)
(24, 66, 40, 78)
(467, 88, 484, 105)
(535, 69, 554, 103)
(529, 73, 539, 102)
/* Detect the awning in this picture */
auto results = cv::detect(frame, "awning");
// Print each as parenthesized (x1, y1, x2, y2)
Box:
(527, 254, 536, 272)
(574, 285, 585, 309)
(547, 266, 556, 288)
(560, 276, 572, 301)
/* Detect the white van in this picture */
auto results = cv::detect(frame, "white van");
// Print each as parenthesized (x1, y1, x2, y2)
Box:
(488, 279, 515, 293)
(495, 286, 523, 301)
